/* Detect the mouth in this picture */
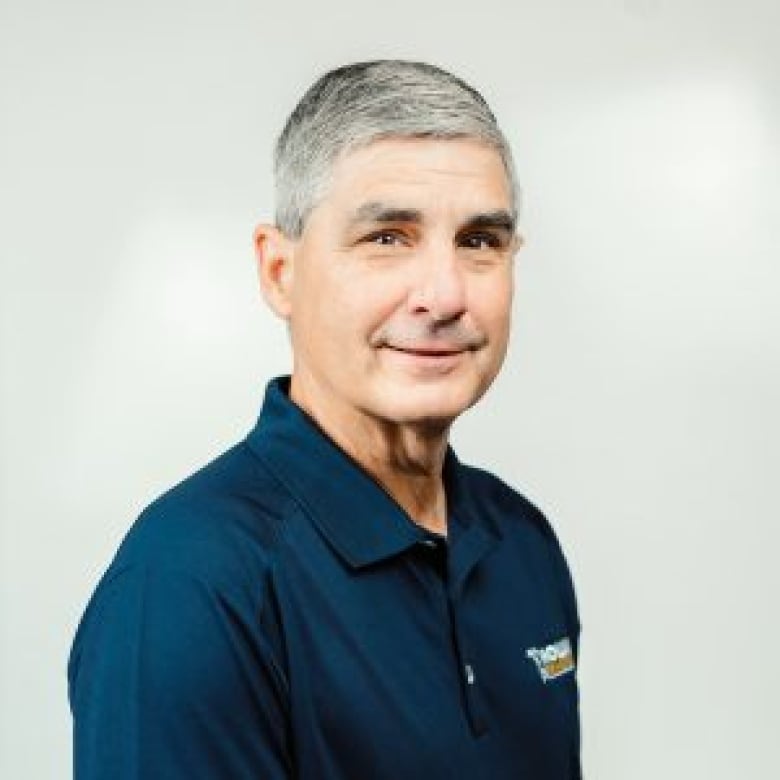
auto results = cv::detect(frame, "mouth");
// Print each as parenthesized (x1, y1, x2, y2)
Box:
(381, 345, 470, 374)
(385, 346, 468, 357)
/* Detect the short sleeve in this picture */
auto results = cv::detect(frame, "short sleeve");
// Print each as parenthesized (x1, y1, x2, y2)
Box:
(546, 534, 582, 780)
(68, 565, 292, 779)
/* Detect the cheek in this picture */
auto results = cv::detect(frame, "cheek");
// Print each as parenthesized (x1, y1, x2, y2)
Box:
(470, 273, 513, 333)
(335, 265, 411, 335)
(293, 261, 407, 343)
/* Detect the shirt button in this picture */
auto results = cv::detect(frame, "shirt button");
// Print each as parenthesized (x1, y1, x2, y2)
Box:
(465, 663, 476, 685)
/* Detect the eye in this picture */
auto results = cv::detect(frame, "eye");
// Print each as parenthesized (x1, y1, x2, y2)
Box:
(459, 232, 503, 250)
(363, 230, 406, 247)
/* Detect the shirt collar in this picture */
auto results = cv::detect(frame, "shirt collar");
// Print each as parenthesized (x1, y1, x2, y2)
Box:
(244, 375, 500, 569)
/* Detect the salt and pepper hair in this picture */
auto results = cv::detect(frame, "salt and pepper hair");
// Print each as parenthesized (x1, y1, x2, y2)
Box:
(274, 60, 518, 238)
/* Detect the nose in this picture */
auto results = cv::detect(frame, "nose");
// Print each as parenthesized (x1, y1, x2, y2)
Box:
(406, 242, 467, 325)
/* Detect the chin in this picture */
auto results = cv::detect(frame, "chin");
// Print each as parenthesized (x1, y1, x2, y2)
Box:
(370, 378, 484, 427)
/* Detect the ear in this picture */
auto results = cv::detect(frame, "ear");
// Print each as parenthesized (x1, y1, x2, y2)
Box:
(253, 223, 296, 319)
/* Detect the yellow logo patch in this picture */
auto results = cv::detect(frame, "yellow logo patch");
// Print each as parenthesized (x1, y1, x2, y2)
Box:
(526, 637, 575, 683)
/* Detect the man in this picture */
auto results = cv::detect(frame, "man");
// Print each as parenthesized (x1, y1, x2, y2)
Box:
(68, 60, 581, 779)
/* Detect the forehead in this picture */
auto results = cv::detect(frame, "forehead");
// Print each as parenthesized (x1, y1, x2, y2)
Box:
(318, 137, 514, 220)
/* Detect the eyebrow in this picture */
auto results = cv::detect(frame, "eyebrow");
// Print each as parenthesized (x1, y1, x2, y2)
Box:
(349, 202, 424, 226)
(461, 210, 517, 234)
(348, 201, 517, 233)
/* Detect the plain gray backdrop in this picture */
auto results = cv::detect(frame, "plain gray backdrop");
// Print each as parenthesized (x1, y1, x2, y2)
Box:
(2, 0, 778, 777)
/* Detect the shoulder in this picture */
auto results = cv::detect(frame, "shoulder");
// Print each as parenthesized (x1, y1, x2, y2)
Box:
(458, 461, 581, 631)
(106, 439, 304, 592)
(458, 461, 558, 541)
(69, 440, 298, 699)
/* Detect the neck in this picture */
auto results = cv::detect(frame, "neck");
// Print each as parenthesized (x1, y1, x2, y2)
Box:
(289, 371, 451, 536)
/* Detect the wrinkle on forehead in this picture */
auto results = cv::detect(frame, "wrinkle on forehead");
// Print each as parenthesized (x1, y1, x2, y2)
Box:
(306, 138, 515, 235)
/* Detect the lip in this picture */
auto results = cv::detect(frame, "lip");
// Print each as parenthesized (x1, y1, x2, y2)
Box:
(382, 345, 468, 372)
(386, 346, 467, 357)
(390, 347, 463, 358)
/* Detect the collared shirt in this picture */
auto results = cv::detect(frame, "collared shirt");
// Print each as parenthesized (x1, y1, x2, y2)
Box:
(68, 376, 581, 779)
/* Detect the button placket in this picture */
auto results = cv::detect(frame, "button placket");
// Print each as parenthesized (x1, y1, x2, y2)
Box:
(417, 528, 491, 737)
(449, 598, 489, 736)
(445, 524, 498, 737)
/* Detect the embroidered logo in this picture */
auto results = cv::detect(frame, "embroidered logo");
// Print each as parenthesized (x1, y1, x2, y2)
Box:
(526, 637, 575, 683)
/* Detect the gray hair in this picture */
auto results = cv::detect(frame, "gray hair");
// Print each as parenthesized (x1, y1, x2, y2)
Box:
(274, 60, 518, 238)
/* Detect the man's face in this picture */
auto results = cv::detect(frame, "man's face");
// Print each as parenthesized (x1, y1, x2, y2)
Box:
(286, 137, 517, 429)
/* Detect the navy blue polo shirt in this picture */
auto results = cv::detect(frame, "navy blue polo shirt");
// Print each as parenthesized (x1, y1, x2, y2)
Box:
(68, 376, 581, 779)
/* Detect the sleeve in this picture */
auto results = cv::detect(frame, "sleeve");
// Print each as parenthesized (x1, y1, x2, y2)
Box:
(549, 534, 581, 659)
(547, 535, 582, 780)
(68, 564, 292, 779)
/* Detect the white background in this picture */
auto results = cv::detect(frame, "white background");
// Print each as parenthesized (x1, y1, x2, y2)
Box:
(2, 1, 778, 777)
